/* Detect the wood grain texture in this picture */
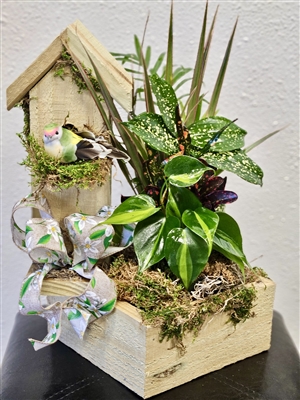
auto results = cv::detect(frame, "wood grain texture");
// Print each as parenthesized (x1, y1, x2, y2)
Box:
(7, 20, 133, 112)
(6, 36, 63, 110)
(29, 64, 111, 226)
(43, 276, 276, 398)
(62, 20, 133, 112)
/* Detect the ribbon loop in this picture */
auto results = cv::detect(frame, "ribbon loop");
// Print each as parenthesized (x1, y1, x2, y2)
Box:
(11, 192, 133, 350)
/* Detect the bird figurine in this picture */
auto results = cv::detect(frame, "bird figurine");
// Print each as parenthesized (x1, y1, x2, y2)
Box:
(43, 123, 129, 163)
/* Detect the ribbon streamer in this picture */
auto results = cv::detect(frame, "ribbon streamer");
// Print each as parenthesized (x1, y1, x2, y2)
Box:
(12, 193, 133, 350)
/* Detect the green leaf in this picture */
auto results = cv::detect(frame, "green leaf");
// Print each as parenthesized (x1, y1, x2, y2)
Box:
(185, 1, 209, 126)
(102, 195, 160, 225)
(204, 19, 238, 118)
(188, 117, 247, 152)
(90, 276, 96, 289)
(134, 211, 180, 272)
(244, 127, 283, 153)
(25, 225, 33, 234)
(88, 257, 98, 265)
(20, 274, 35, 298)
(204, 150, 264, 185)
(74, 220, 82, 234)
(150, 52, 165, 75)
(166, 185, 202, 219)
(37, 234, 51, 245)
(99, 298, 116, 312)
(134, 35, 155, 113)
(150, 73, 177, 135)
(67, 309, 82, 320)
(213, 212, 248, 274)
(89, 229, 106, 240)
(182, 207, 219, 252)
(164, 156, 210, 187)
(165, 1, 173, 84)
(104, 235, 113, 248)
(123, 113, 178, 155)
(165, 227, 209, 289)
(27, 311, 39, 315)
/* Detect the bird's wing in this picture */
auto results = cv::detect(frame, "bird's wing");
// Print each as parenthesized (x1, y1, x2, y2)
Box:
(75, 140, 111, 160)
(95, 137, 130, 161)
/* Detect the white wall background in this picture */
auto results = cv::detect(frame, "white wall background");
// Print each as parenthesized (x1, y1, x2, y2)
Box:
(1, 0, 299, 362)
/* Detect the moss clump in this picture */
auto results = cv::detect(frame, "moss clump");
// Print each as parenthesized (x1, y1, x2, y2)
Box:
(16, 96, 111, 191)
(54, 48, 101, 94)
(17, 130, 111, 190)
(103, 253, 265, 346)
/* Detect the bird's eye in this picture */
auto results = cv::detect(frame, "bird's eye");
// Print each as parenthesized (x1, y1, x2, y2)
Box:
(55, 131, 59, 135)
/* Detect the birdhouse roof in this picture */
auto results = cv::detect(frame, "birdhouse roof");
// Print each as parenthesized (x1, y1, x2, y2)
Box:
(6, 20, 133, 112)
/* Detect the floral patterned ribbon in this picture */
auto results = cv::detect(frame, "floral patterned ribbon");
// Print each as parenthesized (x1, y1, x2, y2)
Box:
(11, 193, 133, 350)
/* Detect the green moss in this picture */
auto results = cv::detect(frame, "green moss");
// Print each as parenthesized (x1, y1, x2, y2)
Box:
(18, 131, 111, 190)
(54, 48, 101, 94)
(105, 255, 263, 346)
(15, 65, 110, 191)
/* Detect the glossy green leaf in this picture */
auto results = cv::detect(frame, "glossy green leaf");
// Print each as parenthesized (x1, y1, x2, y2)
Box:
(37, 234, 51, 245)
(134, 211, 180, 272)
(166, 185, 202, 219)
(182, 207, 219, 252)
(102, 195, 160, 225)
(204, 150, 264, 185)
(150, 74, 177, 135)
(213, 212, 248, 273)
(164, 155, 210, 187)
(165, 227, 209, 289)
(123, 113, 178, 155)
(188, 117, 246, 152)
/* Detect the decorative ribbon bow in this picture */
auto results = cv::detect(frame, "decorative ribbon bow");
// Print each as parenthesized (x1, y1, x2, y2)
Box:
(11, 193, 133, 350)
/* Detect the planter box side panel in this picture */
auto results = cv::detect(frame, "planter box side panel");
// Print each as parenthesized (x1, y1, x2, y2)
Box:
(56, 301, 148, 397)
(143, 277, 275, 398)
(47, 277, 275, 399)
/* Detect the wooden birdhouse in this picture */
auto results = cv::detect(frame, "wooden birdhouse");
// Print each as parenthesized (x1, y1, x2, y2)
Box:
(6, 20, 133, 224)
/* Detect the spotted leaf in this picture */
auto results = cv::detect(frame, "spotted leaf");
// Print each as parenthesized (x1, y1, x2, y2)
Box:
(123, 113, 178, 155)
(188, 117, 246, 153)
(150, 73, 177, 136)
(203, 150, 263, 185)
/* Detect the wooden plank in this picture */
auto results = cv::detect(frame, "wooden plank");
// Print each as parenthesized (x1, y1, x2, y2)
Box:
(43, 275, 276, 398)
(6, 36, 63, 110)
(29, 65, 111, 227)
(7, 20, 133, 112)
(61, 20, 133, 112)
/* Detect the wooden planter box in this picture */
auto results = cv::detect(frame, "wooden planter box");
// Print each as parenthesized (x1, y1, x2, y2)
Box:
(42, 276, 275, 399)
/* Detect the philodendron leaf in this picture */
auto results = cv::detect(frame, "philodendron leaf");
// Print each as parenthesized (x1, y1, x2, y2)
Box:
(102, 195, 160, 225)
(150, 74, 177, 135)
(123, 113, 178, 155)
(213, 212, 249, 274)
(182, 207, 219, 252)
(188, 116, 247, 152)
(164, 155, 210, 187)
(134, 211, 180, 272)
(165, 227, 209, 289)
(166, 185, 202, 219)
(204, 150, 264, 185)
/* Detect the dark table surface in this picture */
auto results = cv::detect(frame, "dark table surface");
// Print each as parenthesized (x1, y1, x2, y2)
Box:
(1, 311, 299, 400)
